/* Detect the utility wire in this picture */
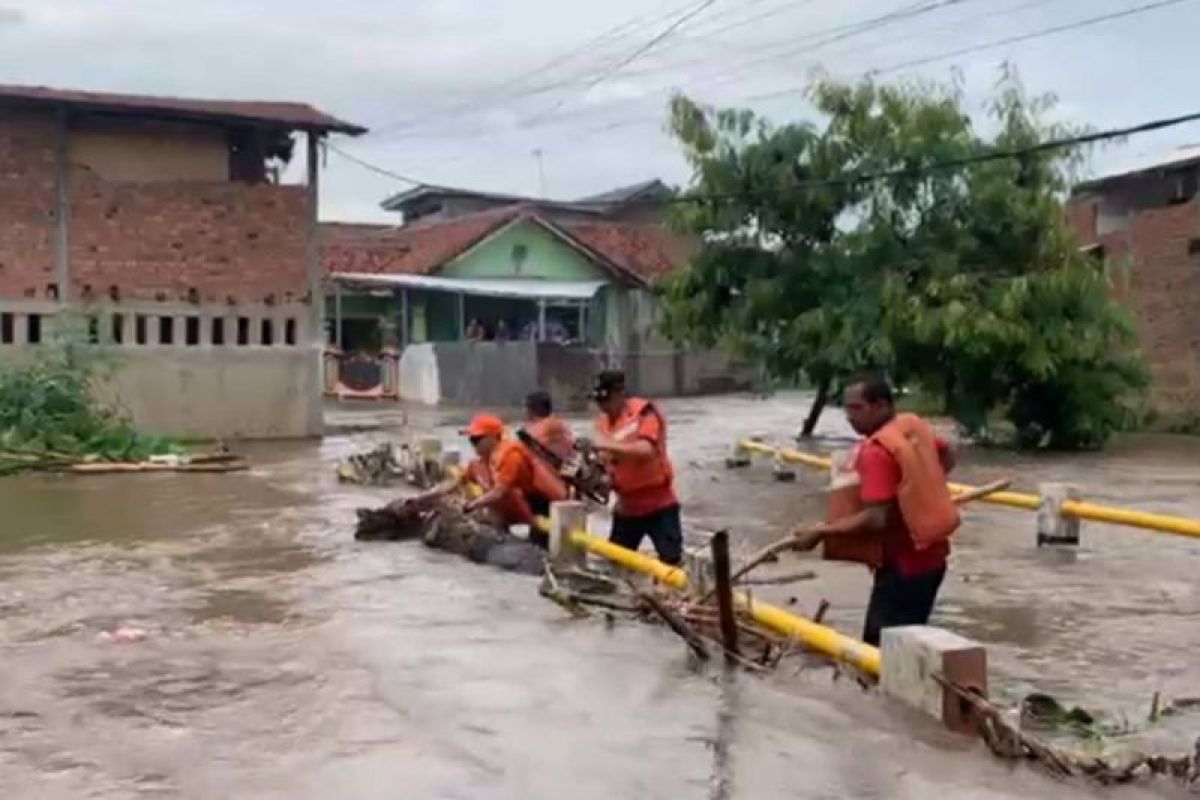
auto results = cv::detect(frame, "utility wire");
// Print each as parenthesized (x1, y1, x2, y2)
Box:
(326, 143, 431, 187)
(521, 0, 721, 126)
(508, 0, 1193, 145)
(368, 0, 698, 137)
(331, 106, 1200, 206)
(377, 0, 979, 143)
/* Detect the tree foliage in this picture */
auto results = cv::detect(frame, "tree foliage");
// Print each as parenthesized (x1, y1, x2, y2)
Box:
(661, 70, 1146, 449)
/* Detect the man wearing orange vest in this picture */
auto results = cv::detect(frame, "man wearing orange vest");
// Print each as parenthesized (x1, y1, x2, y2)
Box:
(590, 370, 683, 566)
(458, 414, 569, 548)
(792, 374, 958, 646)
(522, 389, 576, 462)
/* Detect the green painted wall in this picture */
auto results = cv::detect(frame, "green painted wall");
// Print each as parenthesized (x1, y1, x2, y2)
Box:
(326, 294, 391, 318)
(440, 220, 609, 281)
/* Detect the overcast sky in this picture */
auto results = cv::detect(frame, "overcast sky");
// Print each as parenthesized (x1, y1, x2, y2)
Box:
(1, 0, 1197, 222)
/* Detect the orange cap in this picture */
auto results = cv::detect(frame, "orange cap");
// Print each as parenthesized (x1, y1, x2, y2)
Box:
(462, 414, 505, 438)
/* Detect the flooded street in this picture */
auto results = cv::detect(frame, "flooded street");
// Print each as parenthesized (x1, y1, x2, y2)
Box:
(1, 392, 1197, 799)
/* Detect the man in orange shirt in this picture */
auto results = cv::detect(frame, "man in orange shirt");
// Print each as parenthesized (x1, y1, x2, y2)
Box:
(522, 390, 576, 462)
(590, 371, 682, 566)
(460, 414, 568, 548)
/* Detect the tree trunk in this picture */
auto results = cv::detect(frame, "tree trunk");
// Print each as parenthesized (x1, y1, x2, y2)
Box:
(799, 377, 831, 438)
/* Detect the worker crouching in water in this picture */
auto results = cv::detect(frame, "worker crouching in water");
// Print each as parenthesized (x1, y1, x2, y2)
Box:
(590, 370, 683, 566)
(791, 374, 959, 646)
(411, 414, 568, 548)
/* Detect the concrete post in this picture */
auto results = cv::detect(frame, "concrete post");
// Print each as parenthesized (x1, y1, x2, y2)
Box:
(724, 441, 751, 469)
(880, 626, 988, 736)
(772, 451, 796, 482)
(683, 549, 715, 600)
(549, 500, 587, 569)
(1037, 482, 1081, 547)
(418, 436, 443, 482)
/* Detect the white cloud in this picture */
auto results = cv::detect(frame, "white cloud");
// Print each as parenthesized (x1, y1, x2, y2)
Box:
(0, 0, 1197, 221)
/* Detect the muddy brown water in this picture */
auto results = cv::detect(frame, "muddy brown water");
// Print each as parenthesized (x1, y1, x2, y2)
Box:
(1, 393, 1197, 799)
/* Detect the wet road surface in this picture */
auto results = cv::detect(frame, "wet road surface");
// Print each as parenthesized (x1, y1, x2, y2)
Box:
(1, 393, 1197, 798)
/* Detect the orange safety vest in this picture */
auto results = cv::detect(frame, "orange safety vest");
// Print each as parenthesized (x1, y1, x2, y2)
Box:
(595, 398, 674, 495)
(524, 416, 576, 462)
(489, 438, 570, 504)
(822, 414, 960, 566)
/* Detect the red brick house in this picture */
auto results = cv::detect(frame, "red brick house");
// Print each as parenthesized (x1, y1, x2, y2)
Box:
(1065, 148, 1200, 418)
(0, 84, 363, 437)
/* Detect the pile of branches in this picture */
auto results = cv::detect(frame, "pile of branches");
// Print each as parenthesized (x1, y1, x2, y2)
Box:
(539, 565, 826, 673)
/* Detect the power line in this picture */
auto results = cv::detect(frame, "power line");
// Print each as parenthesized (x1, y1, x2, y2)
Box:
(377, 0, 981, 144)
(368, 0, 698, 137)
(521, 0, 721, 126)
(329, 106, 1200, 207)
(326, 142, 432, 187)
(659, 107, 1200, 204)
(747, 0, 1197, 102)
(528, 0, 1195, 143)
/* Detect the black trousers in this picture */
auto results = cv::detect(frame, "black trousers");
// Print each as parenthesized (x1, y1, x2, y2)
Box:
(862, 565, 946, 646)
(609, 504, 683, 566)
(527, 493, 551, 550)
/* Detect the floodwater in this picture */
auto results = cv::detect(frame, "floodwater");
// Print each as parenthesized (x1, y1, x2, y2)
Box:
(1, 392, 1197, 799)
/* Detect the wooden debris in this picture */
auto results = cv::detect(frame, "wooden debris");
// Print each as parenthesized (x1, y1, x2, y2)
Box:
(638, 590, 710, 662)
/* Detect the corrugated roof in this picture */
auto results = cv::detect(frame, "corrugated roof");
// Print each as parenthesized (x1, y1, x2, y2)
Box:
(0, 83, 365, 134)
(331, 273, 606, 300)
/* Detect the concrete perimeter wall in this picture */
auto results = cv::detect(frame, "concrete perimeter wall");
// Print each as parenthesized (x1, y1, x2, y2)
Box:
(100, 348, 321, 439)
(398, 341, 753, 410)
(0, 300, 322, 439)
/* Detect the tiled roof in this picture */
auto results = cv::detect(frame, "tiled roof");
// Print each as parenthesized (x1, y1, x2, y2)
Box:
(322, 207, 692, 284)
(562, 221, 694, 281)
(321, 208, 521, 276)
(0, 84, 365, 134)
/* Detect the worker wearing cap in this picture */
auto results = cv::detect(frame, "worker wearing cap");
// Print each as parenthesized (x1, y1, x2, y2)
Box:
(590, 370, 682, 565)
(460, 413, 568, 546)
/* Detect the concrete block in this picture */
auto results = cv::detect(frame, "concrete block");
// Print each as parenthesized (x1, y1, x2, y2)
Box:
(1037, 482, 1080, 547)
(417, 436, 443, 481)
(724, 441, 752, 469)
(549, 501, 588, 569)
(684, 550, 714, 600)
(880, 625, 988, 736)
(771, 452, 797, 482)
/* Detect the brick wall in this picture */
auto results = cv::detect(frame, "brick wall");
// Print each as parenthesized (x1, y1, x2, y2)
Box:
(69, 167, 310, 304)
(0, 112, 56, 299)
(1066, 194, 1200, 415)
(0, 109, 312, 305)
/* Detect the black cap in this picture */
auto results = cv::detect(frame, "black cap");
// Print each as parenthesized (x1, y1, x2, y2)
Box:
(589, 370, 626, 401)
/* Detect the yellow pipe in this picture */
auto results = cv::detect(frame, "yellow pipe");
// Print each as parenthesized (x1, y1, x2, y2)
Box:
(739, 440, 1200, 541)
(447, 462, 881, 674)
(568, 529, 688, 589)
(566, 529, 880, 676)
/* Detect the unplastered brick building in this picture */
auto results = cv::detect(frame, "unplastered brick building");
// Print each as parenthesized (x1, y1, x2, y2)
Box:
(1065, 148, 1200, 420)
(0, 84, 364, 437)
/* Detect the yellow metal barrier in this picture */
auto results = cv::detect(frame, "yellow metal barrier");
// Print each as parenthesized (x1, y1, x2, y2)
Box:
(738, 440, 1200, 541)
(565, 528, 881, 677)
(445, 461, 881, 675)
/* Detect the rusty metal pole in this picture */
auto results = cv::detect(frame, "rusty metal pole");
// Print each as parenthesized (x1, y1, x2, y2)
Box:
(710, 530, 740, 663)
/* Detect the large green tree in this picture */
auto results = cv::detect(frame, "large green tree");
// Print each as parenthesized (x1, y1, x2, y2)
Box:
(661, 71, 1146, 449)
